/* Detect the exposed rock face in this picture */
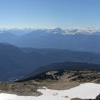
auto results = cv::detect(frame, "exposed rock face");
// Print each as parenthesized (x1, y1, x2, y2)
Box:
(95, 94, 100, 100)
(71, 94, 100, 100)
(34, 71, 64, 80)
(33, 70, 100, 84)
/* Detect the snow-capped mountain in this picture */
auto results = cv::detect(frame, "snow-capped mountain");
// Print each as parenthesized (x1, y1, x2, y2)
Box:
(0, 28, 100, 54)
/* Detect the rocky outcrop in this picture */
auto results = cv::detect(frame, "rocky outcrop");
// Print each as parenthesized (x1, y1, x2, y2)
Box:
(71, 94, 100, 100)
(95, 94, 100, 100)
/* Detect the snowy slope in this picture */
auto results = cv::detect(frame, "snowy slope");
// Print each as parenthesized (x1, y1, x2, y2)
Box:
(0, 83, 100, 100)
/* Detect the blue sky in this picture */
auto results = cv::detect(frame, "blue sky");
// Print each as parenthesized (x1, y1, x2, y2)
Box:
(0, 0, 100, 29)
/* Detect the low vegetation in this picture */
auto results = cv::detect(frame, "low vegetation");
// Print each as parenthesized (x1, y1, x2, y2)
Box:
(0, 70, 100, 96)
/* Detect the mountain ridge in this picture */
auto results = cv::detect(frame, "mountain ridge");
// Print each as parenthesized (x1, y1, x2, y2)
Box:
(0, 29, 100, 54)
(0, 43, 100, 81)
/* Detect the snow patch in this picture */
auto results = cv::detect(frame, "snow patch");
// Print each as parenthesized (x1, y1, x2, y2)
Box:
(0, 83, 100, 100)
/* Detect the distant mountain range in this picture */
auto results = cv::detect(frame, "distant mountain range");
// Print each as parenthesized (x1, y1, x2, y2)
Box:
(0, 43, 100, 81)
(0, 28, 100, 81)
(0, 28, 100, 54)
